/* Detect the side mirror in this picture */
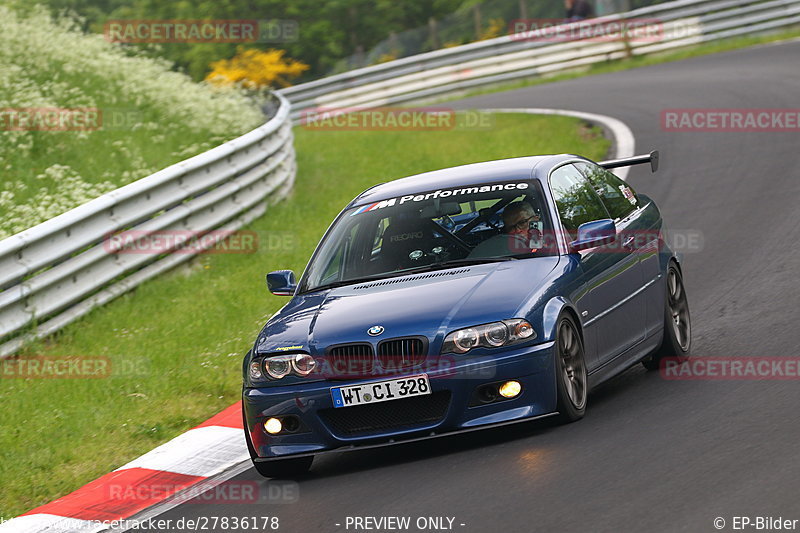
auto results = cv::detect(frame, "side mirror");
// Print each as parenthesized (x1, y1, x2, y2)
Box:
(266, 270, 297, 296)
(569, 219, 616, 252)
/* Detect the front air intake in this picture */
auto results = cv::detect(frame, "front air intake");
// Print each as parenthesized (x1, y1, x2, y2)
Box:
(325, 343, 375, 376)
(377, 337, 427, 371)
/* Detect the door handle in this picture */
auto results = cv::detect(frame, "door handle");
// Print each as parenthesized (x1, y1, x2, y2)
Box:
(622, 236, 636, 250)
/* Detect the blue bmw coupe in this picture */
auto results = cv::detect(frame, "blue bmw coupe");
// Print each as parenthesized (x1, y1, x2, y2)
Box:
(242, 151, 691, 477)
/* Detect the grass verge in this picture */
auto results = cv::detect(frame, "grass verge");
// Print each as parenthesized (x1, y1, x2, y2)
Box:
(0, 113, 609, 517)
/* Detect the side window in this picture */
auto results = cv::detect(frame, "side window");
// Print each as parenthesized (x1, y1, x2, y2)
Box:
(575, 162, 639, 219)
(549, 164, 610, 235)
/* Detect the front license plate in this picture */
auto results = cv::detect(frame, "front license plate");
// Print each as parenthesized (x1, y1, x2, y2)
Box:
(331, 374, 431, 408)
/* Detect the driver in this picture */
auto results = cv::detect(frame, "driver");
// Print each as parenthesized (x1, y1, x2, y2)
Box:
(468, 201, 541, 258)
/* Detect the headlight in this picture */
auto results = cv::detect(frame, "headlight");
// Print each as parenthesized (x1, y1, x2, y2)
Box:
(442, 319, 535, 354)
(509, 320, 535, 341)
(292, 353, 316, 376)
(484, 323, 509, 346)
(452, 328, 479, 353)
(264, 355, 293, 379)
(248, 360, 263, 380)
(250, 353, 317, 381)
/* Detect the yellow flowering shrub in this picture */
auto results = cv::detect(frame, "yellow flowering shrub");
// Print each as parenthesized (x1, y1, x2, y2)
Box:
(206, 48, 309, 89)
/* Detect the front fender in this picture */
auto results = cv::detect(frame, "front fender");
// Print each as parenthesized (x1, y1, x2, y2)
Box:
(541, 296, 580, 343)
(540, 295, 599, 370)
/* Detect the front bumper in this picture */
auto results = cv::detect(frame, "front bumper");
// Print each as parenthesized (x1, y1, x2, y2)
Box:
(243, 341, 557, 459)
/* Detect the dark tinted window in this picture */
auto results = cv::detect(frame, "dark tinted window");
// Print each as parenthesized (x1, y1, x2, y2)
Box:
(549, 164, 609, 235)
(575, 162, 639, 219)
(300, 180, 557, 292)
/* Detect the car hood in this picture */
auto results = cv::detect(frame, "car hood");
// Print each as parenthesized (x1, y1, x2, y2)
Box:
(257, 257, 560, 354)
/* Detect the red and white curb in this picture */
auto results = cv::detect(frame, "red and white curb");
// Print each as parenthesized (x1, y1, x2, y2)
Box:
(1, 402, 246, 533)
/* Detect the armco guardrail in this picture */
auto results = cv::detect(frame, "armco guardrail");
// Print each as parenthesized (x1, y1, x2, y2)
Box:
(280, 0, 800, 117)
(2, 0, 795, 358)
(0, 93, 296, 358)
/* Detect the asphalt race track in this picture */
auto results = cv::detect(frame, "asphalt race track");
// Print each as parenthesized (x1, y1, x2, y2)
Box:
(155, 41, 800, 532)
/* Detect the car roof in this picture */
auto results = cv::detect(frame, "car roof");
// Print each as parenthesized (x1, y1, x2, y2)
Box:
(350, 154, 581, 207)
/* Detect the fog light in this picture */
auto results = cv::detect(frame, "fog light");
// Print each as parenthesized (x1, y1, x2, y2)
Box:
(264, 417, 282, 434)
(499, 380, 522, 398)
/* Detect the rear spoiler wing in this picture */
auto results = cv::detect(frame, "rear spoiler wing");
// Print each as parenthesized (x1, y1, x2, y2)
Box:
(599, 150, 659, 173)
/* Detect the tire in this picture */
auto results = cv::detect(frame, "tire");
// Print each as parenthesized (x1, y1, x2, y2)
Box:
(554, 313, 588, 423)
(642, 262, 691, 371)
(242, 395, 313, 478)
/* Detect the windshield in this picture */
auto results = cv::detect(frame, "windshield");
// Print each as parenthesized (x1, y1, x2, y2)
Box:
(300, 180, 557, 293)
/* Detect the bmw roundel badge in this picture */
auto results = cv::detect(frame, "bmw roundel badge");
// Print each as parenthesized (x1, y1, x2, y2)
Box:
(367, 325, 385, 336)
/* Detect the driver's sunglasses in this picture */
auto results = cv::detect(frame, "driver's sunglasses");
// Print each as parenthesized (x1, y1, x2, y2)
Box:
(511, 215, 537, 230)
